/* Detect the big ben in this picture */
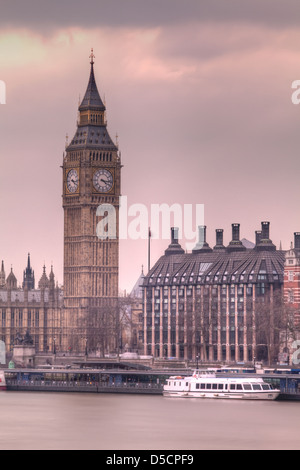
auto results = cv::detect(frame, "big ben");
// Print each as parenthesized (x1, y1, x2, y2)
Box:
(62, 50, 121, 352)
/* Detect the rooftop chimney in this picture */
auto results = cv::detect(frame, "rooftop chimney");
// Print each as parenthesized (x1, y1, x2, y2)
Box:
(294, 232, 300, 250)
(165, 227, 185, 256)
(171, 227, 179, 244)
(255, 231, 262, 245)
(261, 221, 270, 240)
(227, 223, 246, 253)
(192, 226, 213, 254)
(213, 229, 226, 251)
(255, 221, 276, 251)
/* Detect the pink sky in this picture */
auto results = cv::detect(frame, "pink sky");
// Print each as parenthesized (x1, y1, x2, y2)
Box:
(0, 1, 300, 293)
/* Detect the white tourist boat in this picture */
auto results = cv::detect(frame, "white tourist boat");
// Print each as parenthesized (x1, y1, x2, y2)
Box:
(0, 370, 6, 391)
(163, 370, 280, 400)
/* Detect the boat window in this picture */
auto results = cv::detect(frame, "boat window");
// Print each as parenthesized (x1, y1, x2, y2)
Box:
(243, 384, 252, 390)
(186, 382, 188, 387)
(218, 384, 223, 390)
(200, 383, 205, 390)
(206, 383, 212, 390)
(212, 384, 218, 390)
(252, 384, 262, 390)
(262, 384, 270, 390)
(196, 384, 200, 390)
(230, 384, 236, 390)
(237, 384, 243, 390)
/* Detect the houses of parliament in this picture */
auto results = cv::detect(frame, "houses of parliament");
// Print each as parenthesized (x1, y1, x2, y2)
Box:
(0, 51, 122, 355)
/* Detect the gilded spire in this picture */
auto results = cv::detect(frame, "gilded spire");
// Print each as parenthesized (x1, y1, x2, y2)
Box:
(89, 48, 95, 65)
(79, 49, 105, 113)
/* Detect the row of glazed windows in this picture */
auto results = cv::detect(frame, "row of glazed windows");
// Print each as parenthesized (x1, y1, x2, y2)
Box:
(167, 381, 271, 391)
(194, 382, 271, 391)
(149, 284, 267, 298)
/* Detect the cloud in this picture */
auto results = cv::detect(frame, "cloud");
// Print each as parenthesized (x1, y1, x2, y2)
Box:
(2, 0, 300, 34)
(1, 7, 300, 291)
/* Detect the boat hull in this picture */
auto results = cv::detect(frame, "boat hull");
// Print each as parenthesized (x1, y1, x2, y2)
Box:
(163, 391, 280, 400)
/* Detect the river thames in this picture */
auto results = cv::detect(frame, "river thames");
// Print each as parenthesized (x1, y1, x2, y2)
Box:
(0, 392, 300, 450)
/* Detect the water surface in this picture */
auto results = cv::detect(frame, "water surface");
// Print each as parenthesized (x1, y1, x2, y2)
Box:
(0, 392, 299, 450)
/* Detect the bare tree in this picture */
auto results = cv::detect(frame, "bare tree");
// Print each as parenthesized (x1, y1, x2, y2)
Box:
(78, 296, 140, 357)
(255, 287, 285, 365)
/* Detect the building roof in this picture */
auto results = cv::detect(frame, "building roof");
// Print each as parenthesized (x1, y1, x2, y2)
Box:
(79, 51, 105, 112)
(67, 125, 117, 152)
(143, 223, 285, 287)
(130, 269, 145, 299)
(0, 288, 64, 304)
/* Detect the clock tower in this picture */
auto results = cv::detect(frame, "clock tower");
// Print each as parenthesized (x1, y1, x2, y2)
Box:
(62, 50, 121, 352)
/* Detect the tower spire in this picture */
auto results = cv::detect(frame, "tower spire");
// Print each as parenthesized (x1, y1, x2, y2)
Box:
(89, 48, 95, 65)
(23, 253, 35, 290)
(79, 48, 104, 111)
(67, 50, 117, 152)
(0, 260, 5, 288)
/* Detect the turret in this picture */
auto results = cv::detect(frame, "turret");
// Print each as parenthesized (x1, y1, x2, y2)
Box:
(22, 253, 35, 290)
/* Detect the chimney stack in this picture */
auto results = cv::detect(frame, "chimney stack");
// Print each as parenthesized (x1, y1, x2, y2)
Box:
(255, 231, 262, 245)
(192, 226, 212, 254)
(198, 226, 207, 245)
(232, 223, 240, 241)
(255, 221, 276, 251)
(227, 223, 246, 253)
(213, 229, 226, 251)
(165, 227, 185, 256)
(171, 227, 179, 245)
(261, 221, 270, 240)
(294, 232, 300, 250)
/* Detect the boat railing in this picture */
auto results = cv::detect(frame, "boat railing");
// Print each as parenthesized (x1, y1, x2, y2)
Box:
(192, 370, 216, 377)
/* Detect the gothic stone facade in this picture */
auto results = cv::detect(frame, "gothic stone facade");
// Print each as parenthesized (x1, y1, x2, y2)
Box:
(0, 257, 63, 354)
(0, 54, 121, 356)
(62, 52, 121, 352)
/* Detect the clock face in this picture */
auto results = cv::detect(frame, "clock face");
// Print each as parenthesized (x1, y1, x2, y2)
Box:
(67, 169, 79, 193)
(93, 169, 113, 193)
